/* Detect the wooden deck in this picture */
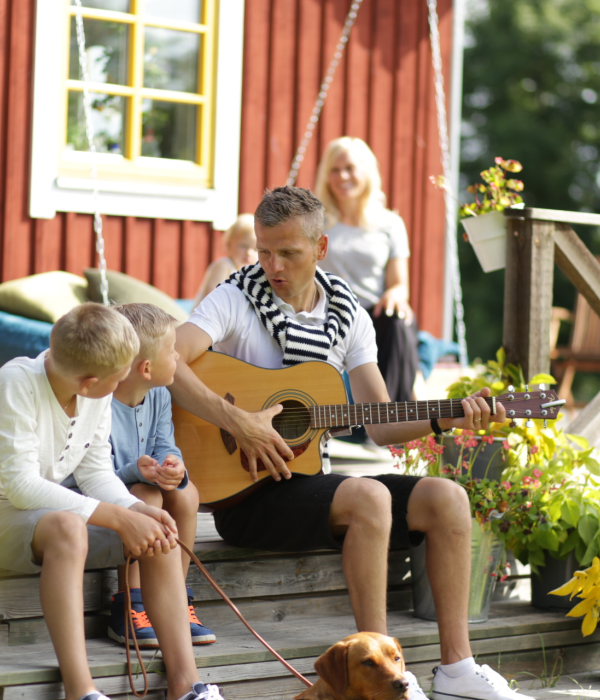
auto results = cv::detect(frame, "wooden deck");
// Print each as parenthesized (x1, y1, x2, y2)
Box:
(1, 444, 600, 699)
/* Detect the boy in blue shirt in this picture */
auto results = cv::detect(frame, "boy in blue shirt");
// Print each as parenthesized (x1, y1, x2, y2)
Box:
(109, 303, 215, 648)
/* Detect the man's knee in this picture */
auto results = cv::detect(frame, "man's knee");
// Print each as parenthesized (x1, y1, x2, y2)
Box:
(33, 511, 88, 560)
(408, 477, 471, 531)
(331, 477, 392, 530)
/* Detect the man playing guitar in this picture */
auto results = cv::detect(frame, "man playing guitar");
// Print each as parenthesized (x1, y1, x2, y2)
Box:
(171, 186, 527, 700)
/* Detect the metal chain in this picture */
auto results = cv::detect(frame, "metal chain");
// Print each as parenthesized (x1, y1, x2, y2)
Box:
(426, 0, 468, 367)
(73, 0, 110, 306)
(286, 0, 364, 186)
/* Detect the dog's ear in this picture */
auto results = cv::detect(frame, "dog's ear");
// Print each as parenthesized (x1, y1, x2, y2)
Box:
(315, 641, 350, 697)
(393, 638, 406, 673)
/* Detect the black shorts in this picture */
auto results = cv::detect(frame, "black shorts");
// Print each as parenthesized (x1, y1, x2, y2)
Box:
(213, 473, 424, 552)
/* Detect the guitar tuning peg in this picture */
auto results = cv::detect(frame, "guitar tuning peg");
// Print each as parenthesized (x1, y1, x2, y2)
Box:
(507, 385, 515, 392)
(539, 383, 546, 390)
(543, 419, 548, 429)
(525, 385, 529, 391)
(526, 419, 534, 428)
(509, 420, 518, 428)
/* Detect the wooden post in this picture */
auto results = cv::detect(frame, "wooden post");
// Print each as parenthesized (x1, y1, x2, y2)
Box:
(503, 217, 555, 381)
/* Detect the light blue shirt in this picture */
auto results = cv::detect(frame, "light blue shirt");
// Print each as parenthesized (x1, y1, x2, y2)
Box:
(109, 387, 188, 490)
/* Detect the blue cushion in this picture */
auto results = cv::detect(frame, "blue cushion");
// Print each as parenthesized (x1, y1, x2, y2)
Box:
(0, 310, 52, 367)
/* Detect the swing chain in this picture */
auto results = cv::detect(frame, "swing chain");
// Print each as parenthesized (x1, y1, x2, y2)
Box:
(426, 0, 468, 367)
(73, 0, 110, 307)
(286, 0, 364, 186)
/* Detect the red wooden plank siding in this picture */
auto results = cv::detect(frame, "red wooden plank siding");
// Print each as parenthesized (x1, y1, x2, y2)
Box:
(293, 0, 323, 190)
(0, 0, 453, 335)
(238, 0, 271, 212)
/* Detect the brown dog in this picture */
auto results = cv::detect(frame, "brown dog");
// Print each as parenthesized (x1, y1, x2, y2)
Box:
(294, 632, 409, 700)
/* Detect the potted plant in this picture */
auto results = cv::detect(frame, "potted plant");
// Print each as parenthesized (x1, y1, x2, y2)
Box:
(390, 433, 509, 623)
(392, 348, 600, 615)
(431, 157, 524, 272)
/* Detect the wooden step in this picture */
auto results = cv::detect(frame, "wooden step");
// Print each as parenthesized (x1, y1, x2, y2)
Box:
(1, 602, 600, 699)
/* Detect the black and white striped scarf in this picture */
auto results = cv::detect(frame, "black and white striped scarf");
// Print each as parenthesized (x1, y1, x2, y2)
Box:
(224, 263, 358, 366)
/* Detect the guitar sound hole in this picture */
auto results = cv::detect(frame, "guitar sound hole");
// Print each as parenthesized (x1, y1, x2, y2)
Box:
(272, 400, 310, 440)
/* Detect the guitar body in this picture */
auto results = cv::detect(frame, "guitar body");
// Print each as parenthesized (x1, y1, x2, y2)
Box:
(172, 352, 348, 507)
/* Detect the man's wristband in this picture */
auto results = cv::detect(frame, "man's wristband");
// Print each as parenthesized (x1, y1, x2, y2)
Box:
(431, 418, 454, 436)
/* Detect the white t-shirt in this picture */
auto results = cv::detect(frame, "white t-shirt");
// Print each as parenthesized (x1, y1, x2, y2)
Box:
(320, 210, 410, 309)
(0, 352, 140, 520)
(188, 277, 378, 374)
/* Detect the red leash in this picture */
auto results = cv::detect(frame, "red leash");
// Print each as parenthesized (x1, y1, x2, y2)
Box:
(124, 538, 313, 697)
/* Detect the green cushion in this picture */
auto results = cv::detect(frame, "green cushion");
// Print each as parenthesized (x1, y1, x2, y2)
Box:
(0, 271, 88, 323)
(84, 269, 188, 324)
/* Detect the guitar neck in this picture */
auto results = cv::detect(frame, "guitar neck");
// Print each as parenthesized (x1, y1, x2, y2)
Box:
(309, 396, 496, 429)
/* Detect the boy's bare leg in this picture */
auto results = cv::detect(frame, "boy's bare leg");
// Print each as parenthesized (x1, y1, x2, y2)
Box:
(139, 545, 201, 699)
(162, 480, 200, 578)
(31, 511, 96, 700)
(117, 483, 164, 591)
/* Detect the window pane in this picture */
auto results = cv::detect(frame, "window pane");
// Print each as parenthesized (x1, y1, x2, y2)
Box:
(66, 92, 126, 154)
(144, 27, 199, 93)
(71, 0, 130, 11)
(141, 100, 196, 161)
(145, 0, 202, 24)
(69, 17, 128, 85)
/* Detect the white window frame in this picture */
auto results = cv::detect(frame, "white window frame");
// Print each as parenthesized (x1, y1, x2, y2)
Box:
(29, 0, 244, 230)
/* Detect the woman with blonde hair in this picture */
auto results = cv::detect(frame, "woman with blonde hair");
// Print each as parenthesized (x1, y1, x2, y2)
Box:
(315, 136, 420, 403)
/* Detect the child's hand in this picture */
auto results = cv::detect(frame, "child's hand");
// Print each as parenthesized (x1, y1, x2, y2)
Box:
(155, 455, 185, 491)
(120, 503, 178, 557)
(138, 455, 159, 482)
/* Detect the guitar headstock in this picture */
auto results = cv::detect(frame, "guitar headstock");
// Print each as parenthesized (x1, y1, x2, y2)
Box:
(495, 389, 565, 421)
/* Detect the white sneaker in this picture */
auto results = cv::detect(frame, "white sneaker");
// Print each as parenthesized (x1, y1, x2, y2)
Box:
(168, 682, 225, 700)
(405, 670, 430, 700)
(431, 663, 532, 700)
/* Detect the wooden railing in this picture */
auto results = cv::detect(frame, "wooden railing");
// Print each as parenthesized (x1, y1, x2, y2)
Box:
(502, 207, 600, 381)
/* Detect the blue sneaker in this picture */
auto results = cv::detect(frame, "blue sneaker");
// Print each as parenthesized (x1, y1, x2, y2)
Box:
(108, 588, 159, 648)
(186, 587, 216, 645)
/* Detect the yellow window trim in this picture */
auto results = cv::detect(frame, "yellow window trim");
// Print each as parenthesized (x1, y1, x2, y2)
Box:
(62, 0, 216, 188)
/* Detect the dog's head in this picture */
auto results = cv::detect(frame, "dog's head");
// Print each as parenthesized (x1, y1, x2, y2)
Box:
(313, 632, 408, 700)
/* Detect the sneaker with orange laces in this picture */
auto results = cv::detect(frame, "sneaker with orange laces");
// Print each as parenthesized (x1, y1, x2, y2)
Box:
(108, 589, 159, 648)
(186, 587, 216, 644)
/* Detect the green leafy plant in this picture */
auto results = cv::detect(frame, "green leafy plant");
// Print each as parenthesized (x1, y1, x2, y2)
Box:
(391, 349, 600, 575)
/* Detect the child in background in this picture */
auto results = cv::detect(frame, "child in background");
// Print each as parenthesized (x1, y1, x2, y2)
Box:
(0, 303, 218, 700)
(193, 213, 257, 304)
(109, 303, 216, 648)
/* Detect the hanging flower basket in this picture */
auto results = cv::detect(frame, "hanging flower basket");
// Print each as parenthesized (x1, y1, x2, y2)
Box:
(461, 211, 507, 273)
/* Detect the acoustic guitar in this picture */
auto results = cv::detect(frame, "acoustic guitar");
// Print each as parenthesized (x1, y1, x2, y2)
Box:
(172, 351, 564, 508)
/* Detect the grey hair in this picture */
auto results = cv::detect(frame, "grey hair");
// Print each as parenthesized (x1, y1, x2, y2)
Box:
(254, 186, 325, 243)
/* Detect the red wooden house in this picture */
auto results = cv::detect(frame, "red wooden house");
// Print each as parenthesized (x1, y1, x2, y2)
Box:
(0, 0, 453, 336)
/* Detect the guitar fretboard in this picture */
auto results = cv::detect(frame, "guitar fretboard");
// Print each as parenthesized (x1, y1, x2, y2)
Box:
(308, 396, 496, 429)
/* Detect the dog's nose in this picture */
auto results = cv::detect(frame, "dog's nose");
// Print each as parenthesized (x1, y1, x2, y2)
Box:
(393, 678, 408, 693)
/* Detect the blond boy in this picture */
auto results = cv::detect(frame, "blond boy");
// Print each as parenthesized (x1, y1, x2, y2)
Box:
(109, 303, 215, 647)
(0, 303, 221, 700)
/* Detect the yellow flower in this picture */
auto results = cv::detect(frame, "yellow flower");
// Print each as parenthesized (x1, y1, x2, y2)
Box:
(582, 607, 599, 636)
(567, 597, 595, 618)
(550, 577, 583, 599)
